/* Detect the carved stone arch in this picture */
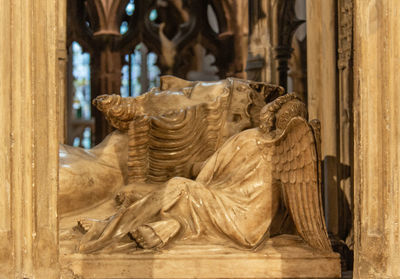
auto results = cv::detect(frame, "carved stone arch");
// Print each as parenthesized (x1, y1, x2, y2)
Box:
(170, 0, 223, 77)
(117, 0, 161, 54)
(208, 0, 229, 33)
(67, 0, 250, 142)
(67, 0, 96, 52)
(276, 0, 304, 89)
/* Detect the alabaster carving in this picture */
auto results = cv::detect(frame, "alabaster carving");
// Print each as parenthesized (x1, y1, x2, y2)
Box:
(59, 131, 128, 215)
(58, 76, 341, 278)
(61, 77, 330, 256)
(94, 76, 283, 183)
(59, 76, 282, 215)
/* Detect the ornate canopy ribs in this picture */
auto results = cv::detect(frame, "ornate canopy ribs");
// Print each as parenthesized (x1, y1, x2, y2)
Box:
(68, 0, 250, 143)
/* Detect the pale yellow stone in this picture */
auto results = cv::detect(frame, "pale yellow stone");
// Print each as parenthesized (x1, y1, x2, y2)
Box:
(60, 235, 341, 279)
(353, 0, 400, 277)
(59, 85, 340, 278)
(0, 0, 63, 277)
(306, 0, 339, 234)
(59, 131, 129, 216)
(5, 0, 400, 277)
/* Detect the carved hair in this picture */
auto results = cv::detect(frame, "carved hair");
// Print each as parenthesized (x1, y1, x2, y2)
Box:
(259, 93, 307, 133)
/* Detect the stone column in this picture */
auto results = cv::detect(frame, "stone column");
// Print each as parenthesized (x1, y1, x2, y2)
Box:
(0, 0, 62, 277)
(337, 0, 354, 246)
(57, 0, 68, 143)
(353, 0, 400, 277)
(247, 0, 271, 82)
(91, 47, 122, 144)
(306, 0, 339, 233)
(230, 0, 249, 79)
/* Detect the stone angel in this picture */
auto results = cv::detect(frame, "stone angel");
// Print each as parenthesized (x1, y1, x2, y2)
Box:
(76, 92, 332, 254)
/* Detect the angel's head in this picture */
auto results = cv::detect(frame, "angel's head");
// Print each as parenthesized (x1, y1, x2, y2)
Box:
(259, 93, 307, 133)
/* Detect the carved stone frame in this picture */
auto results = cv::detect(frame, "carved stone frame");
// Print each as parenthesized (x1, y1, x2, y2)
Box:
(0, 0, 66, 278)
(2, 0, 400, 278)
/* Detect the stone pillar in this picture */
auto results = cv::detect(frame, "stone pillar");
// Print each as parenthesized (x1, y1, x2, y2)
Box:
(268, 0, 280, 85)
(306, 0, 339, 233)
(247, 0, 271, 82)
(230, 0, 249, 79)
(0, 0, 62, 277)
(57, 0, 68, 143)
(91, 47, 122, 144)
(337, 0, 354, 246)
(353, 0, 400, 277)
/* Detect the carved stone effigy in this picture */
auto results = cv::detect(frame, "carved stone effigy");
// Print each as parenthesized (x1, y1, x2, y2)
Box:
(92, 76, 282, 184)
(59, 76, 340, 278)
(58, 77, 278, 217)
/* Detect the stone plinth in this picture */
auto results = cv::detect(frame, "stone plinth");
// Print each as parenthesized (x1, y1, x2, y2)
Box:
(60, 235, 341, 279)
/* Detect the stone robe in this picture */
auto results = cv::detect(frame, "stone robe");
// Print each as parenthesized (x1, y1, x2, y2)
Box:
(79, 128, 281, 253)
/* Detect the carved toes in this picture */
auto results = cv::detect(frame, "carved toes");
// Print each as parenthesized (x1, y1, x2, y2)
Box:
(129, 230, 144, 247)
(115, 190, 143, 207)
(114, 192, 126, 205)
(129, 225, 162, 249)
(76, 219, 93, 234)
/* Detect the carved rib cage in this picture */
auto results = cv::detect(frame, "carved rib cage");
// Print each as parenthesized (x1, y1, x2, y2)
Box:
(127, 93, 229, 183)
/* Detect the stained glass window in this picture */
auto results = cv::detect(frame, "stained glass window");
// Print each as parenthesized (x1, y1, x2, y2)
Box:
(121, 43, 160, 97)
(69, 0, 161, 148)
(120, 1, 160, 97)
(70, 41, 93, 149)
(147, 51, 160, 89)
(126, 0, 135, 16)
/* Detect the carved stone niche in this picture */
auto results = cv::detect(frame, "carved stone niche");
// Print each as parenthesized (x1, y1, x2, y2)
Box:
(59, 76, 341, 279)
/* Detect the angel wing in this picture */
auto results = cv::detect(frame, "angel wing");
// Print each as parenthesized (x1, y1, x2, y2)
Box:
(264, 116, 331, 251)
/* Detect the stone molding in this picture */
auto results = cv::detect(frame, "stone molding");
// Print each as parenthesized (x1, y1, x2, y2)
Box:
(0, 0, 63, 277)
(353, 0, 400, 277)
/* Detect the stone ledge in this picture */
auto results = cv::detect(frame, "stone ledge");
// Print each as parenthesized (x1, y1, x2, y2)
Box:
(60, 235, 341, 278)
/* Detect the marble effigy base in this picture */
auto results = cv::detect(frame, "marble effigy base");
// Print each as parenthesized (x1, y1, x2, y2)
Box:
(60, 234, 341, 278)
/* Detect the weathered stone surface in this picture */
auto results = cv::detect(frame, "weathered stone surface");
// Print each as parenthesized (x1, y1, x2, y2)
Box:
(59, 131, 129, 215)
(60, 235, 341, 279)
(6, 0, 400, 277)
(353, 0, 400, 277)
(58, 86, 340, 278)
(306, 0, 339, 235)
(0, 0, 63, 277)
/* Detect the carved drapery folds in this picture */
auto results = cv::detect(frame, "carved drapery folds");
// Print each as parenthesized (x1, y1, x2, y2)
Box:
(93, 76, 283, 184)
(58, 83, 342, 279)
(67, 0, 249, 143)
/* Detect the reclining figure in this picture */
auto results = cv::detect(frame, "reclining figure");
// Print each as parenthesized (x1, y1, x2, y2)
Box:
(76, 80, 331, 254)
(58, 76, 282, 215)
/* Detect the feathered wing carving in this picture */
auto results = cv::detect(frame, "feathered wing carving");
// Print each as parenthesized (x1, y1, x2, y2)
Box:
(264, 116, 332, 251)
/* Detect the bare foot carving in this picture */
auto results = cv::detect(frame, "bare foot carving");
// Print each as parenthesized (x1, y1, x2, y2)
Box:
(129, 225, 162, 249)
(115, 189, 143, 207)
(75, 218, 101, 234)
